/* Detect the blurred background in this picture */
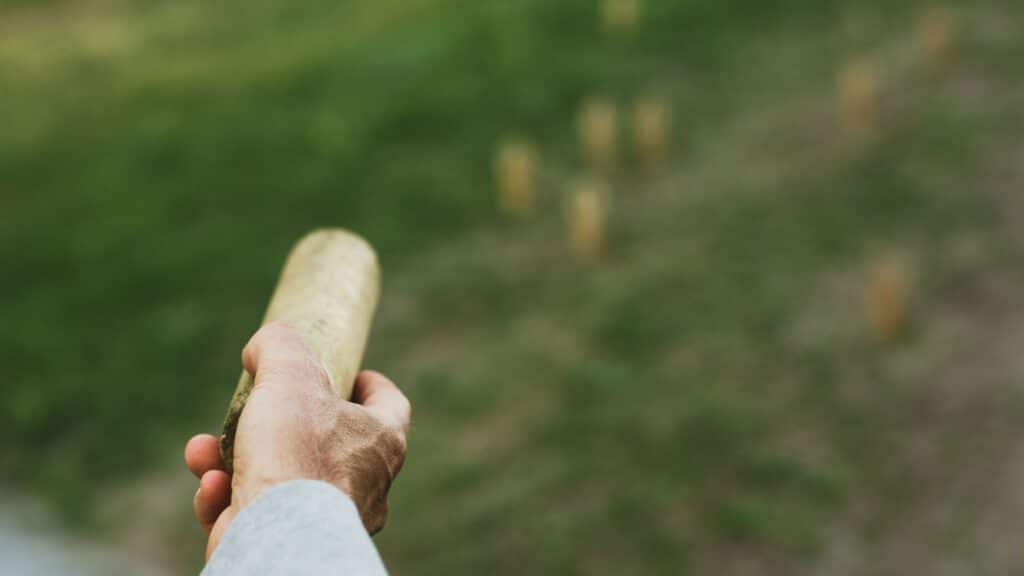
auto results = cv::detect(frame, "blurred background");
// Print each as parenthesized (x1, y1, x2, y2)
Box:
(3, 0, 1024, 573)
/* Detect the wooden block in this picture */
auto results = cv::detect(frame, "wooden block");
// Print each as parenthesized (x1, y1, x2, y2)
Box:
(633, 96, 671, 168)
(601, 0, 643, 37)
(567, 178, 609, 262)
(579, 96, 619, 172)
(495, 138, 537, 216)
(919, 7, 956, 66)
(866, 257, 911, 341)
(838, 59, 879, 134)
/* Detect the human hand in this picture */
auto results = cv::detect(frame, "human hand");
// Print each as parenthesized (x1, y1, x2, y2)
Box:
(183, 323, 410, 560)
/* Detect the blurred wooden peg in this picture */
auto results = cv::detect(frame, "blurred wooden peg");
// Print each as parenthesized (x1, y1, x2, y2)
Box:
(918, 7, 956, 66)
(579, 96, 619, 172)
(838, 59, 879, 134)
(567, 178, 609, 263)
(866, 257, 912, 342)
(601, 0, 643, 37)
(632, 96, 671, 169)
(494, 138, 537, 217)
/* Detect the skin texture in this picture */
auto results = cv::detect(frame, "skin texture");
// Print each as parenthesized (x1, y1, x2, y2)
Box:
(184, 323, 410, 561)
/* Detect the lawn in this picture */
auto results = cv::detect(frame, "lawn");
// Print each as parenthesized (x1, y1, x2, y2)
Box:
(4, 0, 1024, 573)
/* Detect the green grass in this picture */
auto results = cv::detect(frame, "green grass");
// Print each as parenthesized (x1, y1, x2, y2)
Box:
(4, 0, 1024, 573)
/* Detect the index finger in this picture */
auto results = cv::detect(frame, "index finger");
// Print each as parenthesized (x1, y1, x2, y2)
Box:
(352, 370, 411, 433)
(242, 322, 329, 391)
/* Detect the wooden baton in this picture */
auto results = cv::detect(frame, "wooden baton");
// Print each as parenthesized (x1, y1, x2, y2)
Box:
(219, 229, 380, 472)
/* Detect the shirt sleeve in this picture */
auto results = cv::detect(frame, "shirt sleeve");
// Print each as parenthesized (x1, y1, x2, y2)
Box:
(202, 480, 388, 576)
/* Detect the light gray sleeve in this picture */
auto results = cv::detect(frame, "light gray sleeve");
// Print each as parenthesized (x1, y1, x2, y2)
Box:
(202, 480, 388, 576)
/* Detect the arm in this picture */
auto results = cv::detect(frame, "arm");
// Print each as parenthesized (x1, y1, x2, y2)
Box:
(202, 480, 387, 575)
(183, 323, 411, 573)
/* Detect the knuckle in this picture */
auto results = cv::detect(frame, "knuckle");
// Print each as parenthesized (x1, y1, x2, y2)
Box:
(378, 427, 407, 475)
(303, 358, 333, 390)
(395, 433, 408, 458)
(370, 503, 389, 534)
(258, 353, 330, 391)
(381, 427, 407, 458)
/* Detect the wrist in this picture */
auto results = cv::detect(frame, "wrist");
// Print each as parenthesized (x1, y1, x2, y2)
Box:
(232, 467, 311, 510)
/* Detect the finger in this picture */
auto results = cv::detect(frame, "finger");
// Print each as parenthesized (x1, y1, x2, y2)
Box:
(352, 370, 411, 432)
(184, 434, 224, 478)
(194, 470, 231, 533)
(241, 322, 328, 388)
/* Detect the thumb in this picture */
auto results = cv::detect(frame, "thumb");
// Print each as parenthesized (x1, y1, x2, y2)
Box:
(206, 506, 238, 562)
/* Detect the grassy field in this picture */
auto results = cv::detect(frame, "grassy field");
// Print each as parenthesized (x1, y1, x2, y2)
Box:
(4, 0, 1024, 573)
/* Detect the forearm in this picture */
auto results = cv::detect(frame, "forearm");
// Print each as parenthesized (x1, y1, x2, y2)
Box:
(202, 480, 388, 575)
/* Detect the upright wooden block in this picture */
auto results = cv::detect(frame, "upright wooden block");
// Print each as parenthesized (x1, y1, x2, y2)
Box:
(495, 139, 537, 216)
(866, 257, 911, 341)
(579, 97, 619, 172)
(919, 7, 956, 66)
(601, 0, 643, 37)
(567, 178, 609, 262)
(838, 59, 879, 134)
(632, 96, 671, 169)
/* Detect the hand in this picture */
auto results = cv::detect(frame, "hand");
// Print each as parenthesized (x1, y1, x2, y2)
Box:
(183, 323, 410, 560)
